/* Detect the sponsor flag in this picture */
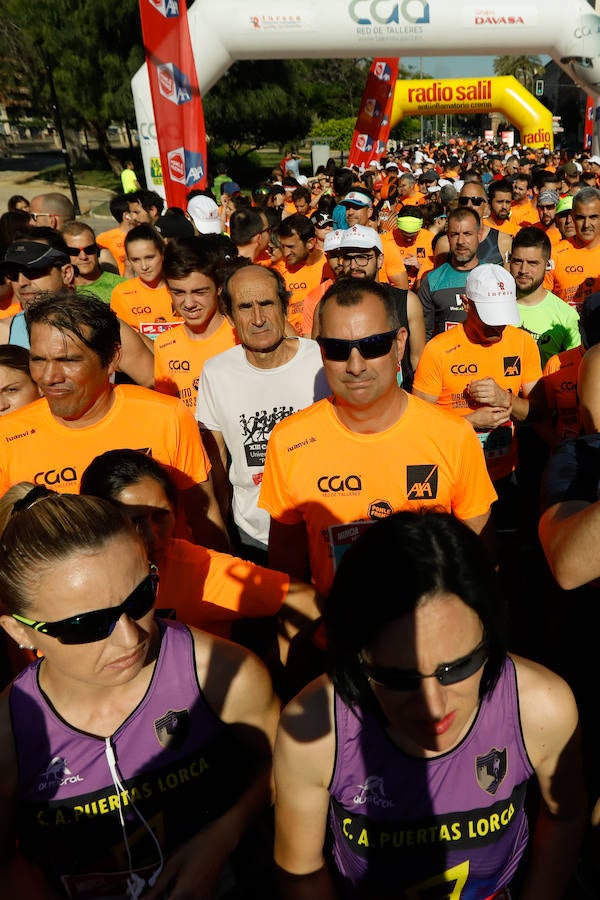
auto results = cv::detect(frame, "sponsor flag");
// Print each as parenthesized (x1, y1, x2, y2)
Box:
(584, 95, 595, 152)
(139, 0, 207, 206)
(348, 58, 399, 169)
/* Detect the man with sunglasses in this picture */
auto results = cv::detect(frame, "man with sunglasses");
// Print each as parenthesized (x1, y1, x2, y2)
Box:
(62, 222, 124, 304)
(260, 278, 496, 598)
(434, 182, 513, 269)
(29, 191, 74, 232)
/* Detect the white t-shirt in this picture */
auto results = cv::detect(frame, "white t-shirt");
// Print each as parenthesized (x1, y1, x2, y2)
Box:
(196, 338, 329, 544)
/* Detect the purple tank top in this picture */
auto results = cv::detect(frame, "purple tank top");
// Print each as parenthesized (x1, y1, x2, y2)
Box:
(329, 657, 533, 899)
(10, 619, 247, 897)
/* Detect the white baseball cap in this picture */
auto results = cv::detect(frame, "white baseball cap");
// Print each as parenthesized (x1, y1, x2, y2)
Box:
(323, 229, 345, 253)
(340, 224, 382, 252)
(465, 264, 519, 326)
(187, 196, 221, 234)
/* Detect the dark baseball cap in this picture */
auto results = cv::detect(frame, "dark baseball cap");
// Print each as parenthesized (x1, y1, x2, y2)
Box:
(0, 241, 70, 273)
(155, 212, 195, 239)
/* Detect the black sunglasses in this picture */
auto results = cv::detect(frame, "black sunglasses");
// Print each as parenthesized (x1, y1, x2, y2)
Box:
(317, 329, 398, 362)
(2, 264, 59, 282)
(458, 196, 486, 207)
(359, 642, 488, 691)
(12, 570, 158, 645)
(66, 243, 98, 256)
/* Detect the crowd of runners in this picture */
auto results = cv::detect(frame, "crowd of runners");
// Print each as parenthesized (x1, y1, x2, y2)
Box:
(0, 136, 598, 897)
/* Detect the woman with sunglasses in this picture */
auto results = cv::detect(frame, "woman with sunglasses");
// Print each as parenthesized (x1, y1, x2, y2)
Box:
(274, 511, 585, 899)
(0, 490, 278, 898)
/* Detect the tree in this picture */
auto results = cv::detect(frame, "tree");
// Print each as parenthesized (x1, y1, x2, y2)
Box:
(1, 0, 143, 173)
(203, 61, 312, 157)
(310, 118, 356, 152)
(493, 56, 545, 95)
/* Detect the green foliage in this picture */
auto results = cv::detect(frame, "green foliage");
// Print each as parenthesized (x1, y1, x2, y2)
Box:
(493, 56, 545, 92)
(310, 118, 356, 152)
(203, 61, 312, 157)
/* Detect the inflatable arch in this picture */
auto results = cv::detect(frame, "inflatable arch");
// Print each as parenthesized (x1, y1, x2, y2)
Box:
(133, 0, 600, 192)
(390, 77, 554, 149)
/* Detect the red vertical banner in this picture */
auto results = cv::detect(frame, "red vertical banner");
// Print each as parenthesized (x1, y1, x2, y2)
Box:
(139, 0, 207, 207)
(584, 95, 594, 152)
(348, 58, 399, 169)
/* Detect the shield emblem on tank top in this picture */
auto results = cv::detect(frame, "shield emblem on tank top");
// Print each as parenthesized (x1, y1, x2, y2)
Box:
(154, 708, 191, 750)
(476, 747, 507, 795)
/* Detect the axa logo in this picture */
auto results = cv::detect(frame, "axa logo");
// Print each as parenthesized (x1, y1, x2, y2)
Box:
(38, 756, 84, 792)
(34, 467, 77, 486)
(349, 0, 430, 26)
(451, 363, 478, 375)
(157, 63, 192, 106)
(167, 147, 205, 187)
(132, 305, 152, 315)
(373, 61, 392, 81)
(147, 0, 179, 17)
(169, 359, 190, 371)
(503, 356, 521, 376)
(406, 464, 438, 499)
(317, 474, 362, 493)
(355, 134, 374, 153)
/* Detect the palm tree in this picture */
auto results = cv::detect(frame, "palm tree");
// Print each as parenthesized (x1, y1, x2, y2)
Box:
(493, 56, 545, 94)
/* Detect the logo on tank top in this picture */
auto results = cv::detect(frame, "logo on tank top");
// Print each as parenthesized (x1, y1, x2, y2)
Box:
(503, 356, 521, 376)
(476, 747, 508, 795)
(406, 464, 438, 499)
(353, 775, 394, 808)
(154, 708, 191, 750)
(37, 756, 84, 792)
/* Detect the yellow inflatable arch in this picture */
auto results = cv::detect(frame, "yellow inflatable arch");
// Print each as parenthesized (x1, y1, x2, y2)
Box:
(391, 76, 554, 149)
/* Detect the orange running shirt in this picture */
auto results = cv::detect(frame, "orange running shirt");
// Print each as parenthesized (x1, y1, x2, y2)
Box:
(277, 255, 328, 335)
(483, 216, 519, 237)
(551, 240, 600, 312)
(381, 229, 433, 289)
(96, 226, 127, 275)
(0, 385, 209, 495)
(301, 279, 332, 337)
(510, 201, 539, 227)
(110, 278, 182, 333)
(542, 345, 585, 440)
(156, 537, 288, 639)
(413, 324, 542, 481)
(259, 394, 496, 596)
(154, 319, 237, 409)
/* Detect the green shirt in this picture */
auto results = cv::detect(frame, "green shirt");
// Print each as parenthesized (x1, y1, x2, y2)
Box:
(76, 271, 124, 305)
(518, 291, 581, 367)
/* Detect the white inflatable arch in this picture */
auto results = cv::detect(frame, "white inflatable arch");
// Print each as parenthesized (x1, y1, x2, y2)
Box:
(133, 0, 600, 192)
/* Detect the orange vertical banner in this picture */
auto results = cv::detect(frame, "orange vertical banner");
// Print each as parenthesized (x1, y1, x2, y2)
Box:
(139, 0, 207, 206)
(348, 59, 399, 169)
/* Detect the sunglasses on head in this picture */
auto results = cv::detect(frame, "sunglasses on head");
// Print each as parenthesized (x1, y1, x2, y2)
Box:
(359, 642, 488, 691)
(458, 196, 486, 207)
(12, 569, 158, 645)
(317, 329, 398, 362)
(66, 243, 98, 257)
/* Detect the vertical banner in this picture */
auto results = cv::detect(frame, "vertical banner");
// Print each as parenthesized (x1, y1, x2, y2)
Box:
(584, 95, 595, 152)
(348, 58, 399, 169)
(139, 0, 207, 207)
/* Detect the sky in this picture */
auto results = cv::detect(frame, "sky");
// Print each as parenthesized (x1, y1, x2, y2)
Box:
(412, 56, 551, 79)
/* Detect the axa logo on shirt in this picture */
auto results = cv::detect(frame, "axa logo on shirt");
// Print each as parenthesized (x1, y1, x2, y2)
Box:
(38, 756, 84, 792)
(35, 467, 77, 486)
(503, 356, 521, 377)
(167, 147, 205, 187)
(147, 0, 179, 17)
(317, 474, 363, 493)
(451, 363, 478, 375)
(157, 63, 192, 106)
(406, 464, 438, 499)
(169, 359, 190, 371)
(349, 0, 430, 25)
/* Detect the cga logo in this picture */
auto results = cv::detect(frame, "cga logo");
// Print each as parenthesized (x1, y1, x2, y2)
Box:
(169, 359, 190, 370)
(451, 363, 478, 375)
(157, 63, 192, 106)
(349, 0, 430, 25)
(317, 474, 362, 493)
(574, 15, 600, 39)
(132, 306, 152, 315)
(34, 467, 77, 486)
(167, 147, 205, 187)
(147, 0, 180, 17)
(566, 265, 584, 273)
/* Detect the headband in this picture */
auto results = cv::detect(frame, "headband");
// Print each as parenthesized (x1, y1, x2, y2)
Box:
(396, 216, 423, 234)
